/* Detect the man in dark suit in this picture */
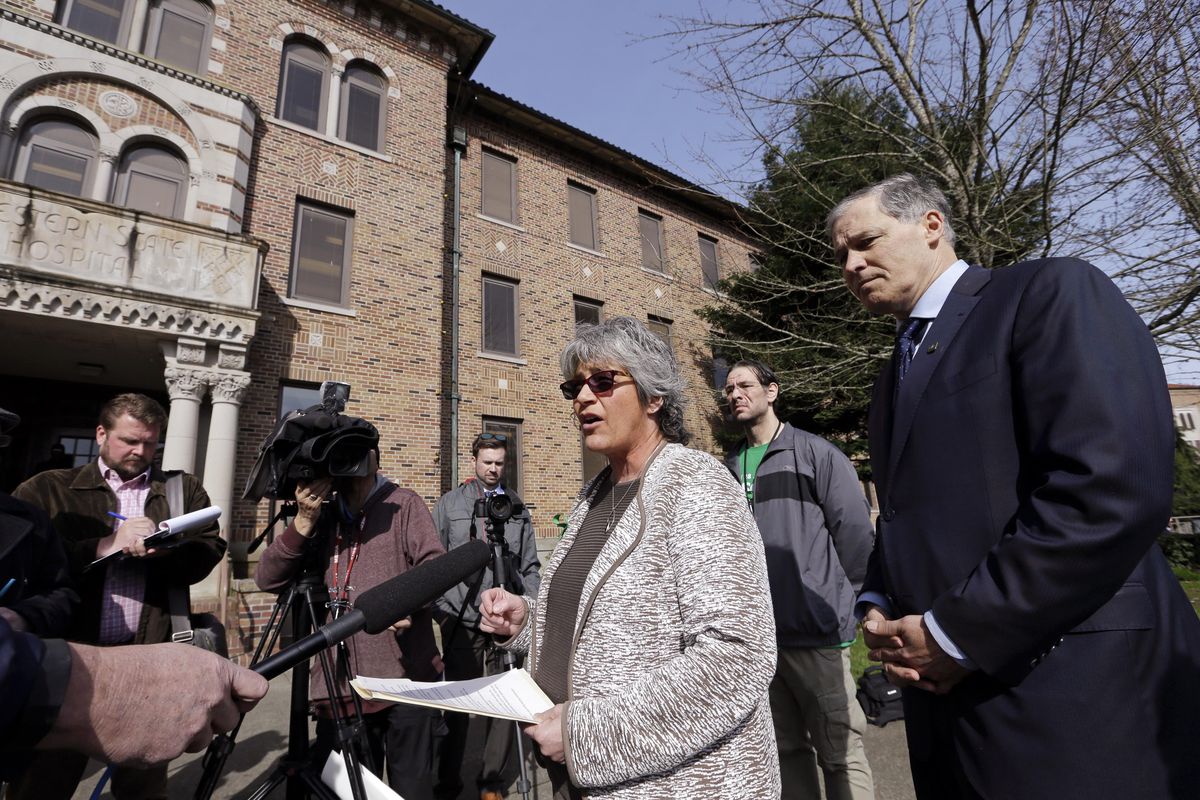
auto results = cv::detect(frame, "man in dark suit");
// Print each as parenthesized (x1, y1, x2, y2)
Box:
(830, 173, 1200, 799)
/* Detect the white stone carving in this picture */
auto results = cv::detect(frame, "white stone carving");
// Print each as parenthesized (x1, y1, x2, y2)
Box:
(176, 338, 207, 364)
(217, 344, 246, 370)
(0, 185, 260, 308)
(210, 372, 251, 404)
(321, 161, 338, 176)
(0, 274, 256, 344)
(164, 366, 208, 401)
(99, 91, 139, 118)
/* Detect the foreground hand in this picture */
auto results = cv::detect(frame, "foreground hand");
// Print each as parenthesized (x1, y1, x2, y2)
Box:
(390, 615, 412, 632)
(0, 607, 27, 633)
(40, 642, 269, 766)
(865, 614, 970, 694)
(293, 478, 333, 537)
(524, 703, 566, 763)
(478, 587, 527, 638)
(97, 517, 158, 559)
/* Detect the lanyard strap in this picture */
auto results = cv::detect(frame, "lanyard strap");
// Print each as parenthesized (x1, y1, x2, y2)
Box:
(330, 515, 365, 605)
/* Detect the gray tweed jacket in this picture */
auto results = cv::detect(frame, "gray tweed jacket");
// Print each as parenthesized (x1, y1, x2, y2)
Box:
(506, 443, 781, 799)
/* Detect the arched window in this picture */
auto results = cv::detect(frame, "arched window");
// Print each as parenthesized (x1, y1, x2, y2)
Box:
(338, 63, 386, 151)
(145, 0, 214, 74)
(113, 144, 189, 218)
(14, 117, 98, 198)
(57, 0, 133, 46)
(278, 39, 329, 132)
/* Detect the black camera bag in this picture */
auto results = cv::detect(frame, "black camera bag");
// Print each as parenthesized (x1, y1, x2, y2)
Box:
(856, 665, 904, 727)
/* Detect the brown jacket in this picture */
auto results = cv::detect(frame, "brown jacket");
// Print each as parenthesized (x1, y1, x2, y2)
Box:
(255, 479, 445, 709)
(13, 461, 225, 645)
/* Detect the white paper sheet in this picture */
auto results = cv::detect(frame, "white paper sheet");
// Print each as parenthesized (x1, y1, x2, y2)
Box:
(320, 750, 404, 800)
(156, 505, 222, 535)
(352, 669, 554, 723)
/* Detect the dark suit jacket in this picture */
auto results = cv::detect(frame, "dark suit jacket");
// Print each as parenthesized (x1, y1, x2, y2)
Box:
(866, 258, 1200, 799)
(0, 493, 78, 636)
(13, 461, 225, 646)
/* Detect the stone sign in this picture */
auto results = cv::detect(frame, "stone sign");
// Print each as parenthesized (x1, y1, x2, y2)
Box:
(0, 185, 259, 309)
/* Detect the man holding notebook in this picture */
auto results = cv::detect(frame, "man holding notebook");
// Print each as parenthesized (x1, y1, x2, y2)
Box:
(9, 392, 225, 800)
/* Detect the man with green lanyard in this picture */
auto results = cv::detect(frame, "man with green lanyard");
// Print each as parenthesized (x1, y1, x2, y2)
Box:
(723, 359, 876, 800)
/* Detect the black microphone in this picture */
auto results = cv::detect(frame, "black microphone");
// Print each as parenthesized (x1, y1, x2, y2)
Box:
(253, 539, 489, 679)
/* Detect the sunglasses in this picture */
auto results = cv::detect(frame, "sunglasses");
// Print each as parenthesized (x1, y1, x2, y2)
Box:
(477, 432, 508, 442)
(560, 370, 631, 400)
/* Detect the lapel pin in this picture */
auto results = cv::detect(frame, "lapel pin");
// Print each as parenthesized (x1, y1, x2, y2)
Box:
(927, 341, 939, 354)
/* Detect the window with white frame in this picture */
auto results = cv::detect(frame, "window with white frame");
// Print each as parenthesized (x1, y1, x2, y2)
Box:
(339, 63, 387, 151)
(573, 296, 602, 328)
(278, 39, 330, 132)
(647, 315, 673, 350)
(144, 0, 213, 73)
(14, 117, 98, 198)
(568, 181, 598, 250)
(290, 201, 354, 306)
(113, 145, 188, 218)
(698, 234, 720, 290)
(639, 210, 664, 272)
(482, 275, 519, 356)
(481, 150, 518, 223)
(58, 0, 132, 45)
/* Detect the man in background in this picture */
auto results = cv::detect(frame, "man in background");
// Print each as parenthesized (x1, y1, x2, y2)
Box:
(256, 425, 445, 800)
(724, 361, 875, 800)
(10, 393, 225, 800)
(434, 433, 541, 800)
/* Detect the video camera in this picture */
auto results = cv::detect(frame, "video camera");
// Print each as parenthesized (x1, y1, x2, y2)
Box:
(474, 493, 523, 527)
(243, 381, 379, 502)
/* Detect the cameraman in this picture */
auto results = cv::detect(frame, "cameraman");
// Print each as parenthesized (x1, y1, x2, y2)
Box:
(432, 433, 540, 800)
(255, 445, 445, 800)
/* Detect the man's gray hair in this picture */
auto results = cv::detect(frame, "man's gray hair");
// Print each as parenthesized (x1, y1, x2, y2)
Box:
(826, 173, 956, 247)
(560, 316, 692, 445)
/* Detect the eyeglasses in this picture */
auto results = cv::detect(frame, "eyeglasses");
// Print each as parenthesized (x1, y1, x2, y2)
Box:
(559, 370, 631, 400)
(476, 432, 507, 443)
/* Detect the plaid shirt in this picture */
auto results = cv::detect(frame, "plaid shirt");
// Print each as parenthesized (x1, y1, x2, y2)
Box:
(97, 458, 151, 644)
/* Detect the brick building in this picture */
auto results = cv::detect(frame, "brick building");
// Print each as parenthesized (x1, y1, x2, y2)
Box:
(0, 0, 759, 653)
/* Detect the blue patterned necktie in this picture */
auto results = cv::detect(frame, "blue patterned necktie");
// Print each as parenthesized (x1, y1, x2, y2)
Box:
(895, 317, 930, 386)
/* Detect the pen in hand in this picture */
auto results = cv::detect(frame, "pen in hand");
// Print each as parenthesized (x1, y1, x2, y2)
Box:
(107, 511, 127, 521)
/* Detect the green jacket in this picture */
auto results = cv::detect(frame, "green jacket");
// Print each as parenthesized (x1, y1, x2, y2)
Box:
(13, 461, 225, 645)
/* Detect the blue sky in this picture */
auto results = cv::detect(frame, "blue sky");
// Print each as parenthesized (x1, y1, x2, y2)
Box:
(445, 0, 757, 198)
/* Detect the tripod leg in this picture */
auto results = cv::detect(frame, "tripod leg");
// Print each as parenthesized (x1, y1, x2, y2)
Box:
(195, 584, 301, 800)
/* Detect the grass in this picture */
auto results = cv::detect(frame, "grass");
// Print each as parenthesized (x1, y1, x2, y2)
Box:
(1175, 566, 1200, 617)
(850, 634, 870, 681)
(847, 571, 1200, 683)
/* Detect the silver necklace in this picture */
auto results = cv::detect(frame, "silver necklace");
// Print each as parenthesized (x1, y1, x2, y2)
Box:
(605, 477, 639, 535)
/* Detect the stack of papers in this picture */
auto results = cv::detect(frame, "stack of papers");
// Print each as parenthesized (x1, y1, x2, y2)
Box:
(351, 669, 553, 723)
(86, 506, 222, 570)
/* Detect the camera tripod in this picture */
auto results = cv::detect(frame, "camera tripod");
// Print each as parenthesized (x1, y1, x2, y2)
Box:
(194, 561, 373, 800)
(442, 512, 534, 800)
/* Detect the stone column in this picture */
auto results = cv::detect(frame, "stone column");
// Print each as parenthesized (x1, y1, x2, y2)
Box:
(203, 371, 251, 538)
(0, 125, 18, 180)
(327, 66, 344, 138)
(162, 366, 208, 473)
(128, 0, 152, 52)
(190, 370, 248, 600)
(95, 149, 119, 203)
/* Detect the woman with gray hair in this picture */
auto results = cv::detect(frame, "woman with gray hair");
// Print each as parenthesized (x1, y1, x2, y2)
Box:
(480, 317, 780, 799)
